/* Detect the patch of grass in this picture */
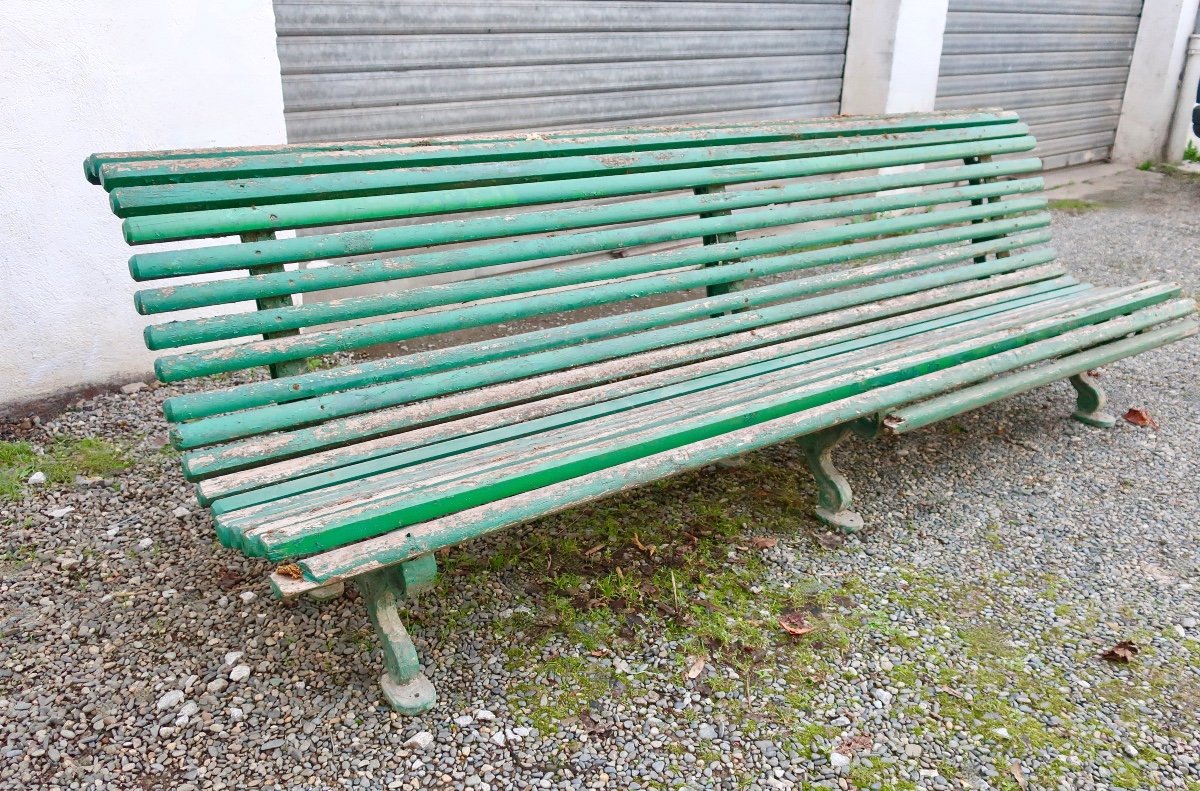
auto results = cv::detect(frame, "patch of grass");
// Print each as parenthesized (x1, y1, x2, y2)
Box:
(1185, 141, 1200, 162)
(1138, 160, 1156, 171)
(0, 438, 130, 500)
(1047, 198, 1103, 214)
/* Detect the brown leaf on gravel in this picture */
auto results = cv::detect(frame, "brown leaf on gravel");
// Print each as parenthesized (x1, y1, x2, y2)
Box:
(778, 611, 815, 637)
(840, 733, 874, 755)
(275, 563, 303, 580)
(1123, 408, 1159, 429)
(1010, 759, 1029, 791)
(685, 655, 706, 680)
(1101, 640, 1140, 663)
(750, 536, 779, 549)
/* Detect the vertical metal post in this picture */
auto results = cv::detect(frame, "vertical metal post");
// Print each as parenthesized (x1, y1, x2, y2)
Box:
(693, 184, 744, 300)
(241, 230, 307, 378)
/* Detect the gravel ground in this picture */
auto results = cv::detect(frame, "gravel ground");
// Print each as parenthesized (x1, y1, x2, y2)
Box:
(2, 169, 1199, 791)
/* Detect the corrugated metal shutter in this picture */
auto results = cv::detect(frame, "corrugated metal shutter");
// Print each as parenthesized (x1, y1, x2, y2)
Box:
(273, 0, 850, 143)
(936, 0, 1143, 170)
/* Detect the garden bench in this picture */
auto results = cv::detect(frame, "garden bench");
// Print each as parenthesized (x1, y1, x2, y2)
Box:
(84, 110, 1197, 715)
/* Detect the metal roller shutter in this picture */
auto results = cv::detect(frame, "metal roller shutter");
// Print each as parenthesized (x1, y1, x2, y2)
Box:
(273, 0, 850, 142)
(936, 0, 1143, 170)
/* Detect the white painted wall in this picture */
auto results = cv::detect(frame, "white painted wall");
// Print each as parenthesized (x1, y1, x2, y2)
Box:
(0, 1, 286, 413)
(841, 0, 948, 115)
(1112, 0, 1200, 162)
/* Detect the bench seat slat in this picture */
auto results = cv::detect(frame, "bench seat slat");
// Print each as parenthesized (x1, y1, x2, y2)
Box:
(283, 316, 1197, 590)
(92, 110, 1019, 187)
(177, 248, 1062, 478)
(208, 281, 1123, 524)
(239, 297, 1196, 561)
(167, 228, 1052, 449)
(120, 135, 1037, 244)
(194, 273, 1081, 503)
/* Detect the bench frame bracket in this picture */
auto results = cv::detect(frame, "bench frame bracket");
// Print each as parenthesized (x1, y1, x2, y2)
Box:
(1068, 371, 1116, 428)
(797, 422, 865, 534)
(354, 553, 439, 715)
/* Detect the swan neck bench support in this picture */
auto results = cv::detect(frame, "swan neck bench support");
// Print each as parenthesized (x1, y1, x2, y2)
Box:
(84, 110, 1197, 715)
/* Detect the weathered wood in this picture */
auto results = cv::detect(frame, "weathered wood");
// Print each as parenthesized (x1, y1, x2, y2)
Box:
(83, 112, 1198, 716)
(289, 317, 1199, 588)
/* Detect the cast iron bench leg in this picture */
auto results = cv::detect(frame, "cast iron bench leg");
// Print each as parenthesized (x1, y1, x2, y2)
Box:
(355, 554, 439, 715)
(797, 424, 864, 534)
(1069, 372, 1116, 428)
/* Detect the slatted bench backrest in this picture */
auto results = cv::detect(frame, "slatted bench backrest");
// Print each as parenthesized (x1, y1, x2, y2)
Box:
(87, 110, 1054, 480)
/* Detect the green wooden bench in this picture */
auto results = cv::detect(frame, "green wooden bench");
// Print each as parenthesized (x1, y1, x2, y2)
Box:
(85, 110, 1197, 715)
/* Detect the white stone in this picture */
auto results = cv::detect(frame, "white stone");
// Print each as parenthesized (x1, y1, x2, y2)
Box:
(27, 471, 46, 485)
(206, 678, 228, 694)
(1182, 617, 1198, 629)
(905, 744, 923, 758)
(224, 651, 244, 667)
(229, 664, 251, 683)
(228, 707, 244, 722)
(474, 709, 496, 721)
(136, 538, 154, 551)
(57, 556, 81, 571)
(172, 506, 191, 519)
(453, 715, 474, 727)
(872, 688, 894, 705)
(156, 690, 185, 711)
(830, 751, 851, 768)
(46, 506, 75, 519)
(490, 731, 507, 746)
(178, 701, 198, 718)
(512, 727, 532, 738)
(238, 591, 256, 604)
(992, 727, 1011, 739)
(121, 382, 148, 394)
(403, 731, 434, 750)
(1174, 624, 1188, 638)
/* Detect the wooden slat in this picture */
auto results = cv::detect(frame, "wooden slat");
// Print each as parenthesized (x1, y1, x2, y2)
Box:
(285, 317, 1198, 589)
(91, 109, 1016, 187)
(119, 134, 1037, 243)
(135, 176, 1044, 318)
(189, 270, 1078, 491)
(240, 297, 1196, 560)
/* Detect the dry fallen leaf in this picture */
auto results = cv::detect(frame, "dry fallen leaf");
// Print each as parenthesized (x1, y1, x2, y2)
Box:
(275, 563, 303, 580)
(685, 655, 706, 680)
(583, 543, 606, 557)
(750, 536, 779, 549)
(778, 611, 815, 637)
(840, 733, 874, 755)
(1101, 640, 1140, 664)
(937, 685, 965, 699)
(1123, 408, 1159, 429)
(1010, 759, 1029, 791)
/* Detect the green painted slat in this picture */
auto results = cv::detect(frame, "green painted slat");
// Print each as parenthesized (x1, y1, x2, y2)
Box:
(191, 272, 1080, 496)
(167, 222, 1051, 448)
(245, 298, 1196, 560)
(149, 202, 1048, 359)
(120, 135, 1038, 244)
(213, 282, 1174, 538)
(135, 176, 1045, 317)
(167, 230, 1054, 432)
(294, 318, 1199, 585)
(89, 110, 1018, 187)
(111, 125, 1029, 217)
(173, 244, 1060, 463)
(128, 156, 1041, 281)
(207, 281, 1104, 522)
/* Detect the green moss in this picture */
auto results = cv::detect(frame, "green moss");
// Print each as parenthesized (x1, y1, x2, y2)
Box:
(0, 438, 131, 500)
(1047, 198, 1103, 214)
